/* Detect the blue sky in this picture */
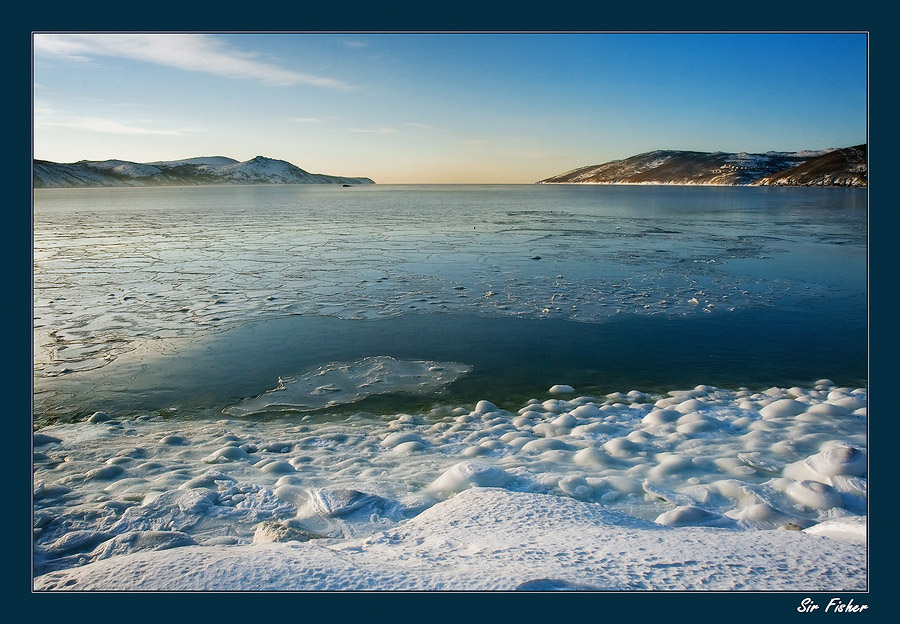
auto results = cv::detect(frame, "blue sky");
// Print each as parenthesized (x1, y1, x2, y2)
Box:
(32, 33, 868, 183)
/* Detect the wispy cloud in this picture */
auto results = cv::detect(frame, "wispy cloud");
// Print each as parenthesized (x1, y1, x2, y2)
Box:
(288, 117, 328, 124)
(38, 117, 187, 135)
(347, 127, 397, 134)
(33, 33, 354, 90)
(35, 104, 201, 136)
(406, 122, 433, 130)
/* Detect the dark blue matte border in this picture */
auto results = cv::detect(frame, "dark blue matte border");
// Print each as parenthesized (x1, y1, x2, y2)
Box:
(11, 3, 886, 620)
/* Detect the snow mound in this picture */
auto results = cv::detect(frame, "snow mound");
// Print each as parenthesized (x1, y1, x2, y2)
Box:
(802, 515, 867, 544)
(33, 488, 866, 591)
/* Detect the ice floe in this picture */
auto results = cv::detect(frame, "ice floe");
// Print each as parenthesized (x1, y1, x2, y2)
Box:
(223, 357, 471, 416)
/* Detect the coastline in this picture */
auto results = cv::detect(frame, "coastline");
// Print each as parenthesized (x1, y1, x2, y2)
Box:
(33, 377, 867, 591)
(535, 181, 867, 188)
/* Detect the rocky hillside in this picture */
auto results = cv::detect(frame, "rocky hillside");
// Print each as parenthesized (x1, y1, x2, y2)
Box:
(538, 146, 866, 187)
(751, 145, 866, 187)
(33, 156, 375, 188)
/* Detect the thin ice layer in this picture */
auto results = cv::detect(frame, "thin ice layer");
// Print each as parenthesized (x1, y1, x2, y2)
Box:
(223, 357, 472, 416)
(33, 186, 866, 379)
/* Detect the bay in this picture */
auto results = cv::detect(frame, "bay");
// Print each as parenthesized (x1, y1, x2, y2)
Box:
(31, 184, 869, 582)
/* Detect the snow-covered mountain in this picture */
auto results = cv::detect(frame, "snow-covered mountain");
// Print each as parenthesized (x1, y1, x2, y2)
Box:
(33, 156, 375, 188)
(538, 146, 866, 187)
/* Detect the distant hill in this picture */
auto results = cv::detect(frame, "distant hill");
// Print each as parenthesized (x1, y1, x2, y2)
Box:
(33, 155, 376, 188)
(751, 145, 866, 187)
(538, 146, 866, 187)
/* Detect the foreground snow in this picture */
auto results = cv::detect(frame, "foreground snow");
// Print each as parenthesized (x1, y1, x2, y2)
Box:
(33, 379, 867, 590)
(34, 487, 865, 591)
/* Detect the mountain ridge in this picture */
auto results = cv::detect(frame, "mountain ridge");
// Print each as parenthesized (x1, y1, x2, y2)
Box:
(33, 155, 376, 188)
(538, 145, 866, 187)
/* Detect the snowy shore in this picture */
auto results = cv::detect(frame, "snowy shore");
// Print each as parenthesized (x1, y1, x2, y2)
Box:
(34, 487, 865, 591)
(33, 379, 867, 591)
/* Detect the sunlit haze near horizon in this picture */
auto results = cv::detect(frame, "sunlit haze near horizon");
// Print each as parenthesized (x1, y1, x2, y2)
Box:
(32, 32, 868, 184)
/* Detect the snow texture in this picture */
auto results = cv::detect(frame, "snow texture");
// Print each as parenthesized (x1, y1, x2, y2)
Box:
(33, 487, 865, 591)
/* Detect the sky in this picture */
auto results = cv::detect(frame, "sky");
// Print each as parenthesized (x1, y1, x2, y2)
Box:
(32, 32, 868, 184)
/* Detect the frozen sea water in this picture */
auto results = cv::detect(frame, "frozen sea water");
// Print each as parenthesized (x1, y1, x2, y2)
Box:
(32, 184, 867, 588)
(34, 184, 866, 382)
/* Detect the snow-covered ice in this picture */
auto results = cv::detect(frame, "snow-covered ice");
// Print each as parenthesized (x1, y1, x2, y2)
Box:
(33, 487, 865, 591)
(33, 380, 866, 591)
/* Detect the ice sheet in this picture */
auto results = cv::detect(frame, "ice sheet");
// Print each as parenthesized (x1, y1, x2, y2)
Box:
(33, 185, 866, 379)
